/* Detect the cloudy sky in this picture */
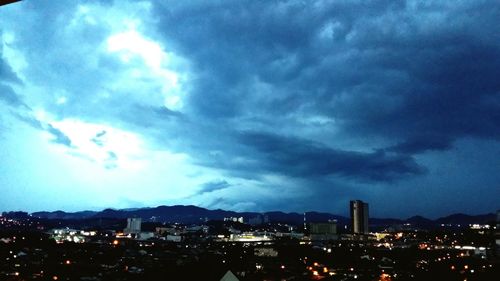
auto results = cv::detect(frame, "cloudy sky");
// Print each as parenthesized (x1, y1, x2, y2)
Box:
(0, 0, 499, 218)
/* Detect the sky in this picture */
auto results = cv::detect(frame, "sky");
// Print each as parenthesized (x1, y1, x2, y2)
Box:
(0, 0, 499, 218)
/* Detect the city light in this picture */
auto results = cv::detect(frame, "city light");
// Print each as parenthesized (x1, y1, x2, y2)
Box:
(379, 273, 392, 281)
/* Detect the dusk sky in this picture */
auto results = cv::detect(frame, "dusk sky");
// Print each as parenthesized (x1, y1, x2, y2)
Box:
(0, 0, 499, 218)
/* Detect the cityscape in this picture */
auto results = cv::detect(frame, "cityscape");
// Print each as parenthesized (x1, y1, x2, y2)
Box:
(1, 202, 499, 280)
(1, 0, 500, 281)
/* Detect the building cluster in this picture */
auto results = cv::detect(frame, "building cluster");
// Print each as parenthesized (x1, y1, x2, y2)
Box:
(223, 215, 270, 226)
(224, 217, 244, 223)
(0, 203, 498, 281)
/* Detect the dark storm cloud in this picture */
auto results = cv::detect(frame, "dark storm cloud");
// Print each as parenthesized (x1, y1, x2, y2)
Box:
(337, 39, 500, 145)
(198, 180, 231, 195)
(148, 0, 500, 184)
(14, 113, 72, 148)
(389, 135, 453, 154)
(152, 0, 329, 118)
(124, 105, 184, 126)
(0, 43, 24, 107)
(237, 131, 424, 181)
(1, 0, 498, 216)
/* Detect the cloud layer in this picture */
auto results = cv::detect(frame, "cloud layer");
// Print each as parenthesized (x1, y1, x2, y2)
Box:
(0, 0, 499, 217)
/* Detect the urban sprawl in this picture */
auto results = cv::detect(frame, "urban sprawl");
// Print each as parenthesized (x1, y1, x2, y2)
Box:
(1, 201, 499, 281)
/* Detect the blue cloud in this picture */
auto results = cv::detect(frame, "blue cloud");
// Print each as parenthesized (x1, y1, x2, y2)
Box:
(91, 130, 106, 146)
(237, 131, 424, 182)
(46, 124, 72, 147)
(198, 180, 231, 195)
(0, 83, 23, 107)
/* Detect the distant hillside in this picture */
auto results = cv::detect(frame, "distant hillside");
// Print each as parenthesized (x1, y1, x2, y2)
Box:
(29, 205, 496, 228)
(435, 213, 496, 225)
(31, 210, 97, 220)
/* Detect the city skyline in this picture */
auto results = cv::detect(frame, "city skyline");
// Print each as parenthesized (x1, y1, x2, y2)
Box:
(0, 1, 499, 218)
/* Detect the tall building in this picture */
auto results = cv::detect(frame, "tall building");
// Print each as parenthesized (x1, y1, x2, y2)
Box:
(310, 222, 337, 234)
(248, 214, 270, 225)
(350, 200, 369, 234)
(303, 212, 307, 230)
(124, 217, 142, 234)
(309, 221, 338, 241)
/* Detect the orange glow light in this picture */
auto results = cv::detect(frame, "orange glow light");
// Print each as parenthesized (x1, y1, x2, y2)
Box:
(379, 273, 392, 281)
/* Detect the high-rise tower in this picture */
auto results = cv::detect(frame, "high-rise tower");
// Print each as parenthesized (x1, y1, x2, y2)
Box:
(124, 217, 142, 234)
(303, 212, 307, 230)
(350, 200, 369, 234)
